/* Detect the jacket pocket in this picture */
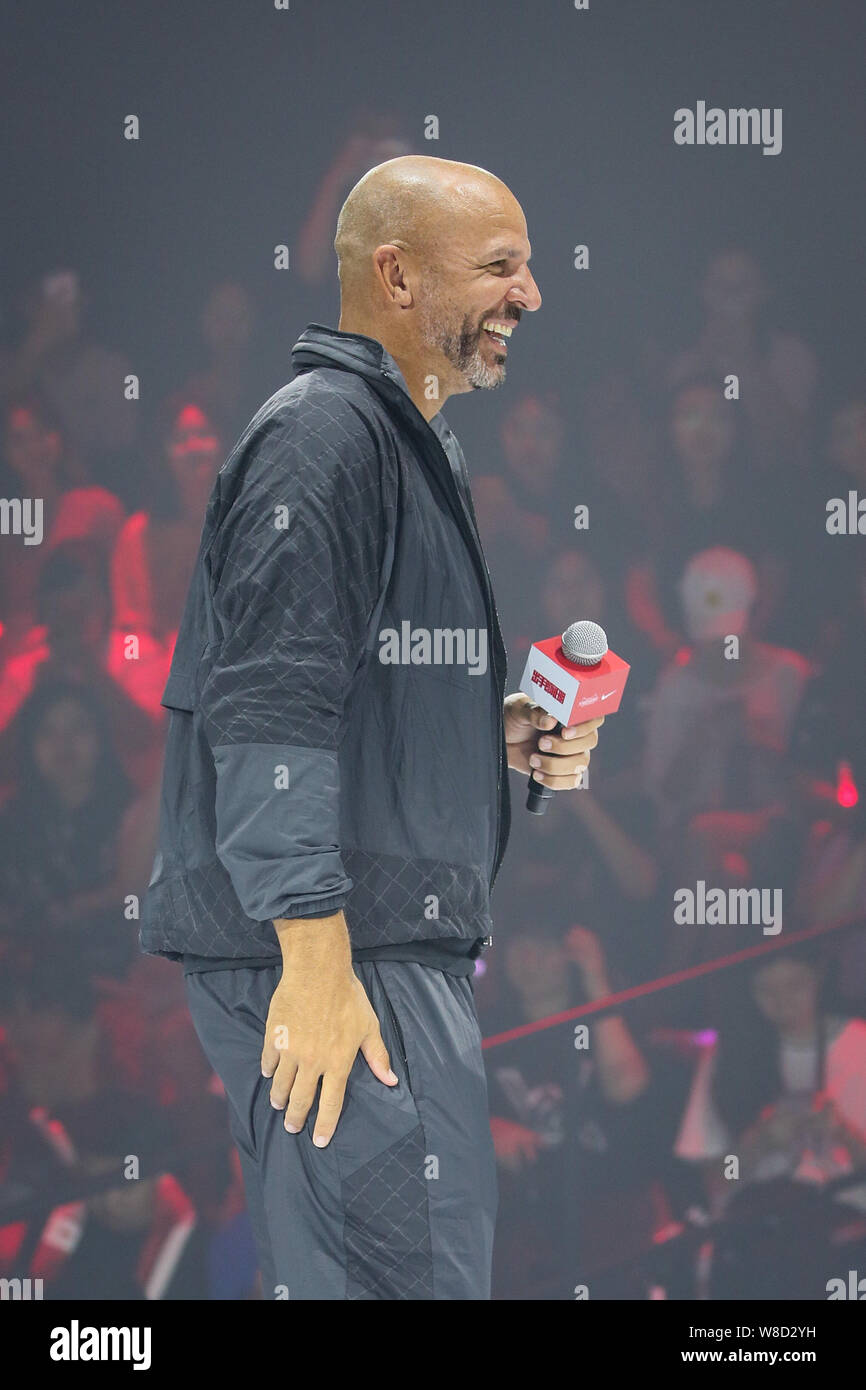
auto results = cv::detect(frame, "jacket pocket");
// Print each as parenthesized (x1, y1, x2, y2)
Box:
(376, 966, 413, 1091)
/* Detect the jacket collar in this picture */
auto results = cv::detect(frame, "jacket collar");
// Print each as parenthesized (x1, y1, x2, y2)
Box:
(291, 322, 454, 452)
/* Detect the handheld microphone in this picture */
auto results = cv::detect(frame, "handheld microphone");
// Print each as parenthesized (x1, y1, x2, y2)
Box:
(519, 620, 630, 815)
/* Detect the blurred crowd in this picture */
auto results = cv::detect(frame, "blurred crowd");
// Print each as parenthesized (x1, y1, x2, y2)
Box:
(1, 132, 866, 1300)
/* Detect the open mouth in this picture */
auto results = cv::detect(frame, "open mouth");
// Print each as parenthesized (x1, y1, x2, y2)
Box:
(481, 319, 514, 351)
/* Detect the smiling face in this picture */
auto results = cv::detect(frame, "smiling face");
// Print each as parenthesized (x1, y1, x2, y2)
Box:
(415, 255, 531, 391)
(336, 158, 542, 417)
(413, 195, 540, 394)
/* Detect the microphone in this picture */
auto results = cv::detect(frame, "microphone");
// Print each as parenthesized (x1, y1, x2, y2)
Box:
(519, 620, 631, 815)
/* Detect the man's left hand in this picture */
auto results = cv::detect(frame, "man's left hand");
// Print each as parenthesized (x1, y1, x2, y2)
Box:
(503, 692, 603, 789)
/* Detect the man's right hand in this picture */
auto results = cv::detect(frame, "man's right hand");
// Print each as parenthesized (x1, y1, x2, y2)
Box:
(262, 912, 398, 1149)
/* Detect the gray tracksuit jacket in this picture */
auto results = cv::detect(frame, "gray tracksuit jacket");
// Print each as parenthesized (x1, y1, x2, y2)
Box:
(139, 324, 512, 961)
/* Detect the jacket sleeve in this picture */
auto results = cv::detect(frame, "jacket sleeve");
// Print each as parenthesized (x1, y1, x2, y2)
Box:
(198, 399, 394, 923)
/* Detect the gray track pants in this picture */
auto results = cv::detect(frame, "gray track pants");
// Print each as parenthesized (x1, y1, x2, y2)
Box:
(185, 959, 498, 1300)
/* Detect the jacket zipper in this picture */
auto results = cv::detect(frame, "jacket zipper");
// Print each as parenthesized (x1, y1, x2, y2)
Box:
(378, 971, 412, 1090)
(426, 435, 506, 902)
(353, 366, 508, 909)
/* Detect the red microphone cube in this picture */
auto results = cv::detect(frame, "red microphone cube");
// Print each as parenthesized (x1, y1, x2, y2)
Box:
(519, 635, 631, 726)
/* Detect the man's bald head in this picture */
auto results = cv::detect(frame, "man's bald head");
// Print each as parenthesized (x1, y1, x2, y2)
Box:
(334, 155, 515, 301)
(333, 154, 540, 415)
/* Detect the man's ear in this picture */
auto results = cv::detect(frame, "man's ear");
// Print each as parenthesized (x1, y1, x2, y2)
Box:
(374, 246, 412, 308)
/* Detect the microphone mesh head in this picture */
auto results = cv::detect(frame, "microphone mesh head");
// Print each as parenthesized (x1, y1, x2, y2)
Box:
(561, 620, 608, 666)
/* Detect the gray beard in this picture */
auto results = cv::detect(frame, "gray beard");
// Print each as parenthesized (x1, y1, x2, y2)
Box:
(417, 296, 506, 391)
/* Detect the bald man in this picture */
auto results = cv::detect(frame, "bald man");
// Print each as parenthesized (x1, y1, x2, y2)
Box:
(141, 156, 603, 1299)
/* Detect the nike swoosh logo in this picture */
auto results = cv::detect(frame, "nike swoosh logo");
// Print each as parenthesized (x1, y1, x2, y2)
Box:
(600, 691, 616, 700)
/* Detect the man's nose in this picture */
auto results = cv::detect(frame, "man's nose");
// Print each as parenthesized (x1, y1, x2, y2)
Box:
(507, 268, 542, 313)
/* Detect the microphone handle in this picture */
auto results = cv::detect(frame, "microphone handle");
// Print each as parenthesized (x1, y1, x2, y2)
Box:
(525, 720, 562, 815)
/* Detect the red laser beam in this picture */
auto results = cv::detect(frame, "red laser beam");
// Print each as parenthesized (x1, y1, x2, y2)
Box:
(482, 914, 862, 1050)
